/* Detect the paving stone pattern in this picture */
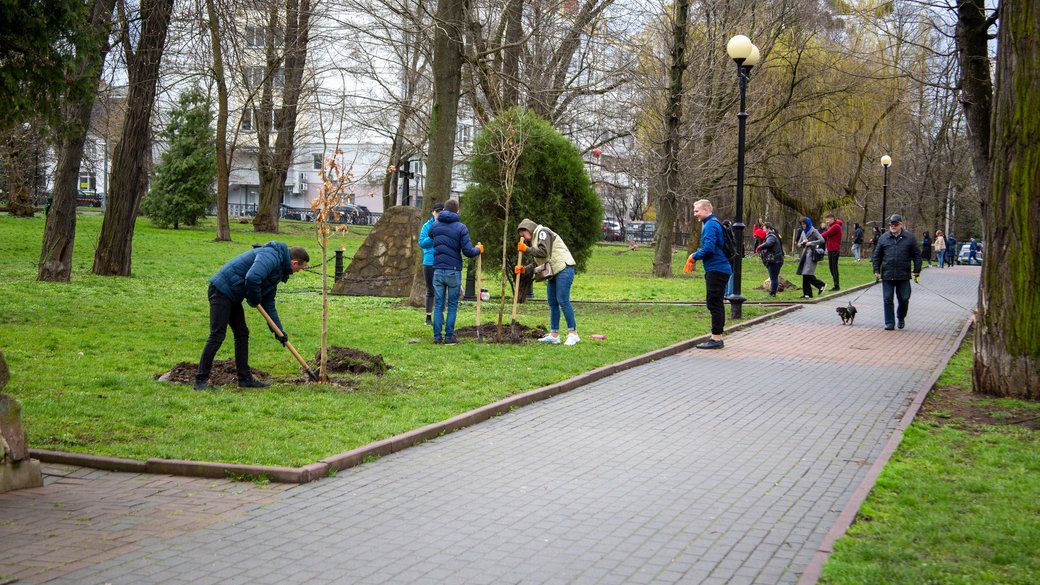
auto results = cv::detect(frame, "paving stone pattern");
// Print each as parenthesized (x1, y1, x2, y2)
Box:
(1, 268, 980, 585)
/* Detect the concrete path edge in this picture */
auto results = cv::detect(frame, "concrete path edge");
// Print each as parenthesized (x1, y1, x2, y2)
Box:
(795, 316, 974, 584)
(29, 304, 803, 484)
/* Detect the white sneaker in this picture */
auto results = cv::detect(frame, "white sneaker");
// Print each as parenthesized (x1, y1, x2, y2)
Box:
(539, 333, 561, 344)
(564, 333, 580, 346)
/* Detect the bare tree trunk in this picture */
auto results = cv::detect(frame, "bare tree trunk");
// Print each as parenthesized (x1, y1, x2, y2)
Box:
(651, 0, 690, 277)
(406, 0, 467, 305)
(39, 0, 115, 282)
(205, 0, 231, 241)
(956, 0, 993, 200)
(499, 0, 523, 108)
(972, 0, 1040, 398)
(92, 0, 173, 276)
(254, 0, 312, 234)
(1, 124, 44, 217)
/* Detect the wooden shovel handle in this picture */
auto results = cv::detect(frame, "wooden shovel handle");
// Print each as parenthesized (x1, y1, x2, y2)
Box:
(475, 253, 482, 327)
(256, 305, 311, 372)
(511, 249, 523, 322)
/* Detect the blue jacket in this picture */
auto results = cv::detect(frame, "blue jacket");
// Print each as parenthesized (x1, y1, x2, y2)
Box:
(429, 210, 480, 271)
(210, 241, 294, 332)
(418, 217, 435, 266)
(691, 215, 733, 275)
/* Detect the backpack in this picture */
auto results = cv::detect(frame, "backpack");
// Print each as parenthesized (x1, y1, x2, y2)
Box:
(711, 218, 739, 262)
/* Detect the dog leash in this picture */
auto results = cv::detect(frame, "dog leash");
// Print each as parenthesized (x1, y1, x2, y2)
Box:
(911, 280, 977, 312)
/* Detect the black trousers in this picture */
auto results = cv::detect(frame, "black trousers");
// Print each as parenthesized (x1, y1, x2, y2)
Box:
(196, 284, 251, 383)
(705, 271, 728, 335)
(827, 251, 840, 288)
(424, 265, 435, 314)
(801, 274, 826, 297)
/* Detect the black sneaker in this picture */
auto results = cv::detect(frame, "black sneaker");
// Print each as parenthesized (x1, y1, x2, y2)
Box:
(238, 378, 270, 388)
(897, 318, 905, 329)
(817, 284, 826, 295)
(444, 336, 459, 346)
(425, 314, 433, 326)
(830, 287, 840, 291)
(696, 339, 724, 350)
(193, 381, 215, 391)
(434, 337, 443, 344)
(884, 325, 895, 331)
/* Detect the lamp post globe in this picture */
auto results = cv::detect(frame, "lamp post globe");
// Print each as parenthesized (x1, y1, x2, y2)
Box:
(881, 155, 892, 228)
(726, 35, 760, 319)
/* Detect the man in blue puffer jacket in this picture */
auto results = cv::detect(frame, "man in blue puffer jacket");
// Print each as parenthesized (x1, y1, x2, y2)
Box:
(689, 199, 733, 349)
(428, 199, 482, 345)
(195, 242, 310, 389)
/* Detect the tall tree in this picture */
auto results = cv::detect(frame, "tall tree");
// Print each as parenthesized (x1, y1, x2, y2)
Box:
(253, 0, 313, 233)
(204, 0, 232, 241)
(92, 0, 174, 276)
(141, 87, 216, 229)
(0, 0, 93, 131)
(649, 0, 689, 277)
(972, 0, 1040, 398)
(38, 0, 116, 282)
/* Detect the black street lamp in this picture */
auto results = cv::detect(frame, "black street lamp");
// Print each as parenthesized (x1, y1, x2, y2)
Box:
(726, 34, 760, 319)
(880, 154, 892, 227)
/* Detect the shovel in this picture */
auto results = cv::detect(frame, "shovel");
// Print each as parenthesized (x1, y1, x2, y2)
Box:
(256, 305, 320, 382)
(510, 247, 524, 338)
(475, 252, 484, 343)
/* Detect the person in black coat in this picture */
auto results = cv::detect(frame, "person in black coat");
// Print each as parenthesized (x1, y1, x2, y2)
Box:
(921, 232, 933, 267)
(871, 214, 922, 330)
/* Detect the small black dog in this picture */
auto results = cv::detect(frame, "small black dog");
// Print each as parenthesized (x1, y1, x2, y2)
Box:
(836, 302, 858, 325)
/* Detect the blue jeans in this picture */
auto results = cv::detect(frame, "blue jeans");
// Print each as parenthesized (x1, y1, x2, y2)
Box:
(724, 273, 734, 298)
(766, 263, 782, 295)
(545, 265, 576, 333)
(432, 269, 461, 339)
(881, 279, 912, 327)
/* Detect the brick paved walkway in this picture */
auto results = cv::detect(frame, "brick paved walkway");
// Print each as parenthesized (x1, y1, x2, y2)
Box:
(1, 268, 979, 585)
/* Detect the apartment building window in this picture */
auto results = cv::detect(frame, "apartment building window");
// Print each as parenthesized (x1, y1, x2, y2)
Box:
(247, 66, 284, 89)
(246, 26, 265, 48)
(240, 109, 253, 132)
(313, 153, 322, 170)
(456, 124, 474, 149)
(78, 172, 96, 190)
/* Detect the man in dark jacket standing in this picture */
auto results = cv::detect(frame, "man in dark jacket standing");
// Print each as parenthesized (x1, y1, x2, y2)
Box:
(852, 223, 864, 262)
(428, 199, 482, 345)
(872, 214, 921, 330)
(689, 199, 733, 349)
(195, 242, 309, 389)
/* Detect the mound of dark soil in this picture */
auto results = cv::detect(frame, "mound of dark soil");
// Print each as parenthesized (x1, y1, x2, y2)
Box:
(157, 360, 269, 386)
(318, 346, 390, 375)
(453, 322, 548, 343)
(920, 385, 1040, 430)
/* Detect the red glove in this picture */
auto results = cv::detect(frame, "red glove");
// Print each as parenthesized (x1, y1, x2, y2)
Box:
(517, 240, 528, 253)
(514, 265, 525, 275)
(683, 257, 696, 273)
(476, 242, 484, 254)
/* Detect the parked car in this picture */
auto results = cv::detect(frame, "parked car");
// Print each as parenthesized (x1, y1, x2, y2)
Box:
(602, 220, 622, 241)
(957, 242, 983, 265)
(625, 221, 656, 243)
(76, 190, 102, 207)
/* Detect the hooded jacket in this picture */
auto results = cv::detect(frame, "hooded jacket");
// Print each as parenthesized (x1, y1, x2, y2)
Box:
(418, 217, 435, 266)
(691, 214, 733, 275)
(429, 210, 481, 271)
(872, 228, 922, 280)
(518, 218, 576, 277)
(210, 241, 294, 332)
(820, 218, 844, 252)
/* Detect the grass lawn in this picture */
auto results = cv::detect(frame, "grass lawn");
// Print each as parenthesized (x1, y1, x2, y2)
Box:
(1, 212, 874, 467)
(820, 335, 1040, 584)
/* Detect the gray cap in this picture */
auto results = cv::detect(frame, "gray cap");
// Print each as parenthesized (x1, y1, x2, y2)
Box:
(888, 214, 903, 223)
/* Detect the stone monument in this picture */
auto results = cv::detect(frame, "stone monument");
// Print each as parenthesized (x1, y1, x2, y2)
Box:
(1, 351, 44, 492)
(333, 206, 425, 297)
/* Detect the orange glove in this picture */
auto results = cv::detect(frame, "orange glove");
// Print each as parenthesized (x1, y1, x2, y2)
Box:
(514, 265, 525, 275)
(517, 240, 528, 253)
(683, 257, 696, 273)
(476, 242, 484, 254)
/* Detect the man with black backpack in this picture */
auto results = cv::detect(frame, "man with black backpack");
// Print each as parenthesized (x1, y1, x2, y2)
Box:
(689, 199, 732, 349)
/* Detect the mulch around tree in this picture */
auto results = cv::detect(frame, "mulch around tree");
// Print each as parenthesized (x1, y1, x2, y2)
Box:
(157, 360, 269, 386)
(157, 346, 390, 390)
(452, 322, 548, 343)
(918, 384, 1040, 431)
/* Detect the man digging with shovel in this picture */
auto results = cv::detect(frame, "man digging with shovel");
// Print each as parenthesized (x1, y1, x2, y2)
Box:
(195, 242, 309, 390)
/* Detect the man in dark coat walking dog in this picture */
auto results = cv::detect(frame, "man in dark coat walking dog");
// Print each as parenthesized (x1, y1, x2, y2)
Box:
(871, 215, 922, 331)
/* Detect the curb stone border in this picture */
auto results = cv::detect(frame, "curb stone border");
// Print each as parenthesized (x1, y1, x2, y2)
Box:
(31, 304, 803, 484)
(795, 316, 975, 584)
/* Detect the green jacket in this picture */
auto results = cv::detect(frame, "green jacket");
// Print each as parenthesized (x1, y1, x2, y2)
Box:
(518, 218, 575, 278)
